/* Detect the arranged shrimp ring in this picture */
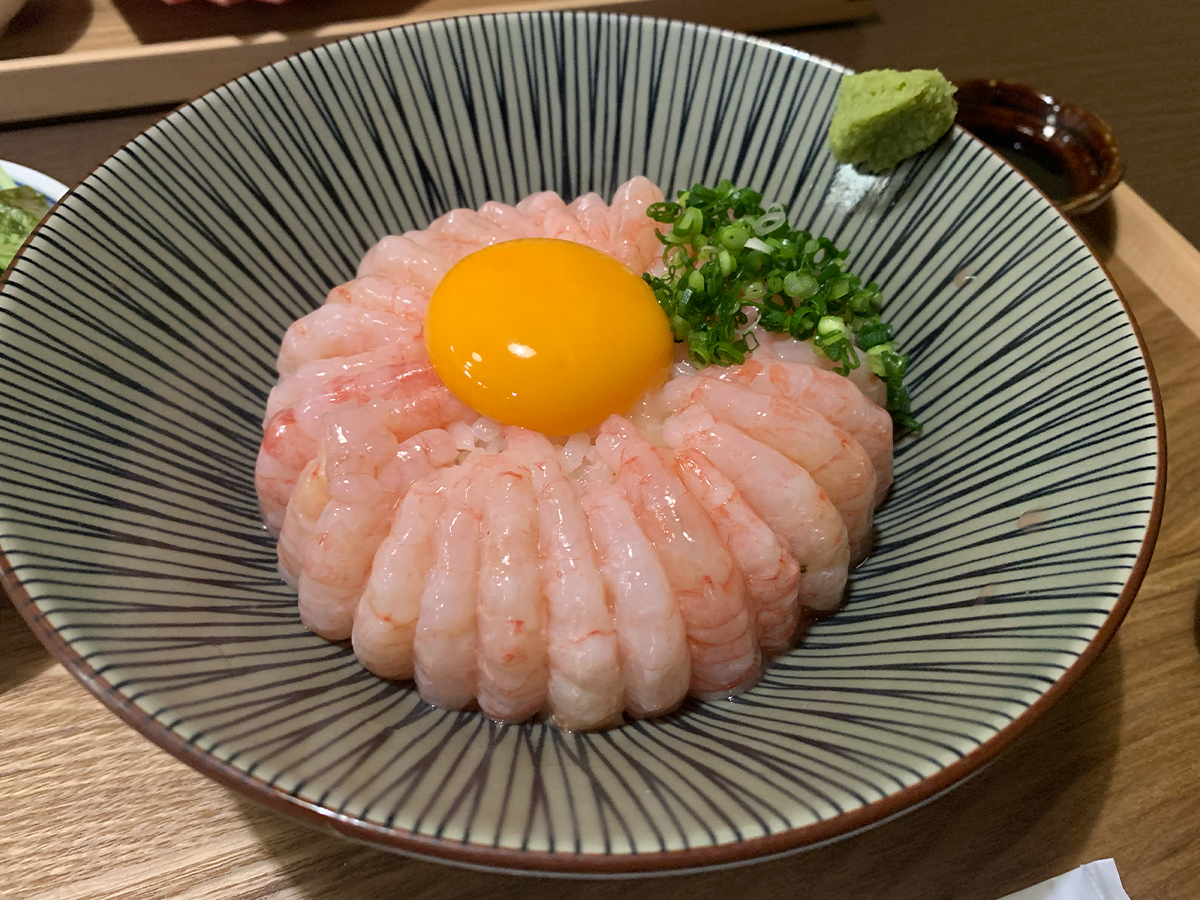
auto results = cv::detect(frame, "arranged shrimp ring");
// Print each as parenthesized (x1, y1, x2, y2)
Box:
(256, 178, 894, 731)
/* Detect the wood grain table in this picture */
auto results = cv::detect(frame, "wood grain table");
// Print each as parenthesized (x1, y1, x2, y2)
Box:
(2, 184, 1198, 899)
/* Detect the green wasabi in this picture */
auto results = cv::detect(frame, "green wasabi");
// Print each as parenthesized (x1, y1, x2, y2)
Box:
(828, 69, 958, 172)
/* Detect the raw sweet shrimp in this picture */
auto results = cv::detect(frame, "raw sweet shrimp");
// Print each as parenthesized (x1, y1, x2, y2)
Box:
(597, 416, 761, 698)
(566, 193, 612, 249)
(580, 480, 690, 718)
(750, 326, 888, 408)
(277, 456, 329, 583)
(276, 304, 425, 378)
(324, 275, 430, 319)
(297, 496, 394, 640)
(413, 465, 482, 710)
(672, 448, 801, 652)
(703, 359, 894, 506)
(265, 344, 415, 424)
(356, 233, 454, 294)
(403, 228, 474, 269)
(516, 191, 595, 247)
(352, 474, 447, 679)
(542, 207, 591, 244)
(661, 377, 876, 565)
(506, 428, 624, 731)
(474, 454, 550, 722)
(426, 207, 515, 254)
(321, 401, 398, 503)
(662, 405, 850, 613)
(256, 362, 467, 529)
(606, 176, 665, 273)
(297, 420, 459, 640)
(516, 191, 574, 229)
(477, 201, 544, 238)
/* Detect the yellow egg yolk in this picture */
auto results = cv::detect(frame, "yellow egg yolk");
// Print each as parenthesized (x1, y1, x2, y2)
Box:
(424, 238, 674, 436)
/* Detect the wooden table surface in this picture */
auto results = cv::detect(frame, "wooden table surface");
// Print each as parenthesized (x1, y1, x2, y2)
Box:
(3, 2, 1200, 896)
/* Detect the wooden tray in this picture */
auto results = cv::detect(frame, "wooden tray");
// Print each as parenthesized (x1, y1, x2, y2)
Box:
(0, 0, 874, 123)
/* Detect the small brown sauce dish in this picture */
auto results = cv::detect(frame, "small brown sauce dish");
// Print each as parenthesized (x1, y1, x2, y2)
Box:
(954, 78, 1124, 216)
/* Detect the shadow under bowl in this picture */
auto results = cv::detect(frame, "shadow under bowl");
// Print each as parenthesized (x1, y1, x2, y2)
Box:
(954, 78, 1124, 216)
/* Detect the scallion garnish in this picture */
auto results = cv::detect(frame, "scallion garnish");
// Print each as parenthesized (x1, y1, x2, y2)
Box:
(643, 180, 918, 430)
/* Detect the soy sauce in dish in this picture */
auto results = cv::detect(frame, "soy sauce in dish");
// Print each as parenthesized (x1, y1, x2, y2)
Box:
(973, 128, 1076, 202)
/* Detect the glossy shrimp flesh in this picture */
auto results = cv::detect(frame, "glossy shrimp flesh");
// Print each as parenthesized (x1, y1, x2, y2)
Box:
(474, 454, 551, 722)
(672, 448, 801, 652)
(750, 325, 888, 408)
(276, 303, 425, 378)
(352, 473, 447, 679)
(256, 362, 469, 530)
(703, 358, 894, 506)
(580, 480, 690, 718)
(662, 404, 851, 613)
(660, 376, 876, 564)
(412, 465, 483, 710)
(506, 428, 625, 731)
(260, 178, 899, 730)
(297, 420, 458, 640)
(597, 416, 761, 698)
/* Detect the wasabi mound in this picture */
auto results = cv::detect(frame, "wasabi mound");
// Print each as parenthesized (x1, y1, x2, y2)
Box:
(828, 69, 958, 172)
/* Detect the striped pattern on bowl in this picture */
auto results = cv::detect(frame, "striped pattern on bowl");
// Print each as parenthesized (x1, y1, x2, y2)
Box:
(0, 12, 1161, 875)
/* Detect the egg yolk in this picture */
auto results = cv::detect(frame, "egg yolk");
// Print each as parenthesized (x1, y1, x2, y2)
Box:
(424, 238, 674, 436)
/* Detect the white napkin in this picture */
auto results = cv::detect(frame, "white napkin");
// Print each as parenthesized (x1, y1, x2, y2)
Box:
(999, 860, 1132, 900)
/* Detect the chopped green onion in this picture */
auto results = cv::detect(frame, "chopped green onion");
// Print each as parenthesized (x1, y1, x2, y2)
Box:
(783, 272, 818, 299)
(677, 207, 703, 236)
(718, 224, 750, 250)
(753, 208, 787, 235)
(642, 181, 918, 429)
(818, 316, 847, 338)
(866, 342, 895, 376)
(742, 280, 766, 300)
(719, 249, 734, 276)
(646, 201, 682, 223)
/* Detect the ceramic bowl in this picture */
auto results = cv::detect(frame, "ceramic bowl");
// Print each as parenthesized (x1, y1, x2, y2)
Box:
(0, 13, 1162, 875)
(954, 78, 1125, 216)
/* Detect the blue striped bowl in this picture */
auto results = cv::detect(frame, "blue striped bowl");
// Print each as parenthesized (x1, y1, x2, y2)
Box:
(0, 13, 1163, 875)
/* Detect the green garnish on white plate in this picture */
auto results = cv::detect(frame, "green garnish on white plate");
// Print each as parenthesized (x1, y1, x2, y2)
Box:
(0, 166, 50, 271)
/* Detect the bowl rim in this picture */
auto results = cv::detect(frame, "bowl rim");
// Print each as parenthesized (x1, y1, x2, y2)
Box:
(0, 11, 1166, 876)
